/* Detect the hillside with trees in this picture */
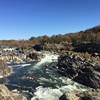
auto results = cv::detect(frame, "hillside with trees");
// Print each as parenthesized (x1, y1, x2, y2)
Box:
(0, 25, 99, 52)
(30, 25, 100, 52)
(29, 25, 100, 45)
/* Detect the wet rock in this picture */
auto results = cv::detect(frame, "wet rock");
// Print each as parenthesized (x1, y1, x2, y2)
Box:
(32, 44, 43, 51)
(59, 94, 67, 100)
(59, 89, 100, 100)
(79, 89, 100, 100)
(74, 66, 100, 89)
(27, 53, 39, 60)
(57, 54, 100, 89)
(59, 93, 80, 100)
(80, 96, 92, 100)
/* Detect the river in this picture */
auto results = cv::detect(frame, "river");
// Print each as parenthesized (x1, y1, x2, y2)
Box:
(5, 52, 88, 100)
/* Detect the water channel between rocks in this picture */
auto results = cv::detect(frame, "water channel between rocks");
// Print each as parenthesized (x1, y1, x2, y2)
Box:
(5, 52, 88, 100)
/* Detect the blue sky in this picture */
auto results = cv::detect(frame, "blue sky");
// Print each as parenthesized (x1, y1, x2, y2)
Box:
(0, 0, 100, 39)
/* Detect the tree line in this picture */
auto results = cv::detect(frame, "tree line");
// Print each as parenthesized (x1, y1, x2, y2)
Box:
(0, 25, 100, 49)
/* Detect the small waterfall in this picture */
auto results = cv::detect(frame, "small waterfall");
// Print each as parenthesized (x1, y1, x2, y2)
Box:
(32, 52, 59, 69)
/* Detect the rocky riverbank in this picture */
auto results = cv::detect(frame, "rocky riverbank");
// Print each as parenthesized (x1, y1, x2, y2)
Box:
(0, 51, 100, 100)
(0, 48, 42, 65)
(59, 89, 100, 100)
(56, 53, 100, 89)
(49, 52, 100, 100)
(0, 60, 12, 79)
(0, 60, 27, 100)
(0, 84, 27, 100)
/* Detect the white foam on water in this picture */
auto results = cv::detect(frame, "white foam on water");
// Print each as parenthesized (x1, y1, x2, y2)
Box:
(8, 51, 88, 100)
(31, 83, 87, 100)
(21, 63, 31, 67)
(30, 52, 88, 100)
(31, 86, 63, 100)
(31, 77, 87, 100)
(10, 63, 30, 68)
(0, 75, 3, 78)
(31, 74, 88, 100)
(32, 52, 59, 69)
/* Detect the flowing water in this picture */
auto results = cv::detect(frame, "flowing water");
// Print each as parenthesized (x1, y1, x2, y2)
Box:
(5, 52, 88, 100)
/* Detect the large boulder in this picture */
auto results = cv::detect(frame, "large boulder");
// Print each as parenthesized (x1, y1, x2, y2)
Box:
(32, 44, 43, 51)
(57, 54, 100, 89)
(27, 53, 39, 60)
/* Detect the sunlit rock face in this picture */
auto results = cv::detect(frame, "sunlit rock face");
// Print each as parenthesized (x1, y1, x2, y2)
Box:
(0, 85, 27, 100)
(0, 60, 11, 78)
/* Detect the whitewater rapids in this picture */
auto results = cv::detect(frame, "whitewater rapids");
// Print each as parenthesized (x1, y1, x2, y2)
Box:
(6, 51, 88, 100)
(30, 52, 87, 100)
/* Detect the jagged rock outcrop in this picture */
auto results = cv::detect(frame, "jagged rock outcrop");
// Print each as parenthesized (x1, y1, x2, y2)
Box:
(57, 54, 100, 89)
(0, 85, 27, 100)
(59, 89, 100, 100)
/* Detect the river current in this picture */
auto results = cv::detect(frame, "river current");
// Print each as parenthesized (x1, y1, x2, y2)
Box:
(6, 52, 87, 100)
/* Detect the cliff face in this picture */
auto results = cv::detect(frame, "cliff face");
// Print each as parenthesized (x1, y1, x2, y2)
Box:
(0, 85, 27, 100)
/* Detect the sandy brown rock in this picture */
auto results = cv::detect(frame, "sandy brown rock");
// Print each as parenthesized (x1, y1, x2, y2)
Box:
(0, 85, 27, 100)
(59, 89, 100, 100)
